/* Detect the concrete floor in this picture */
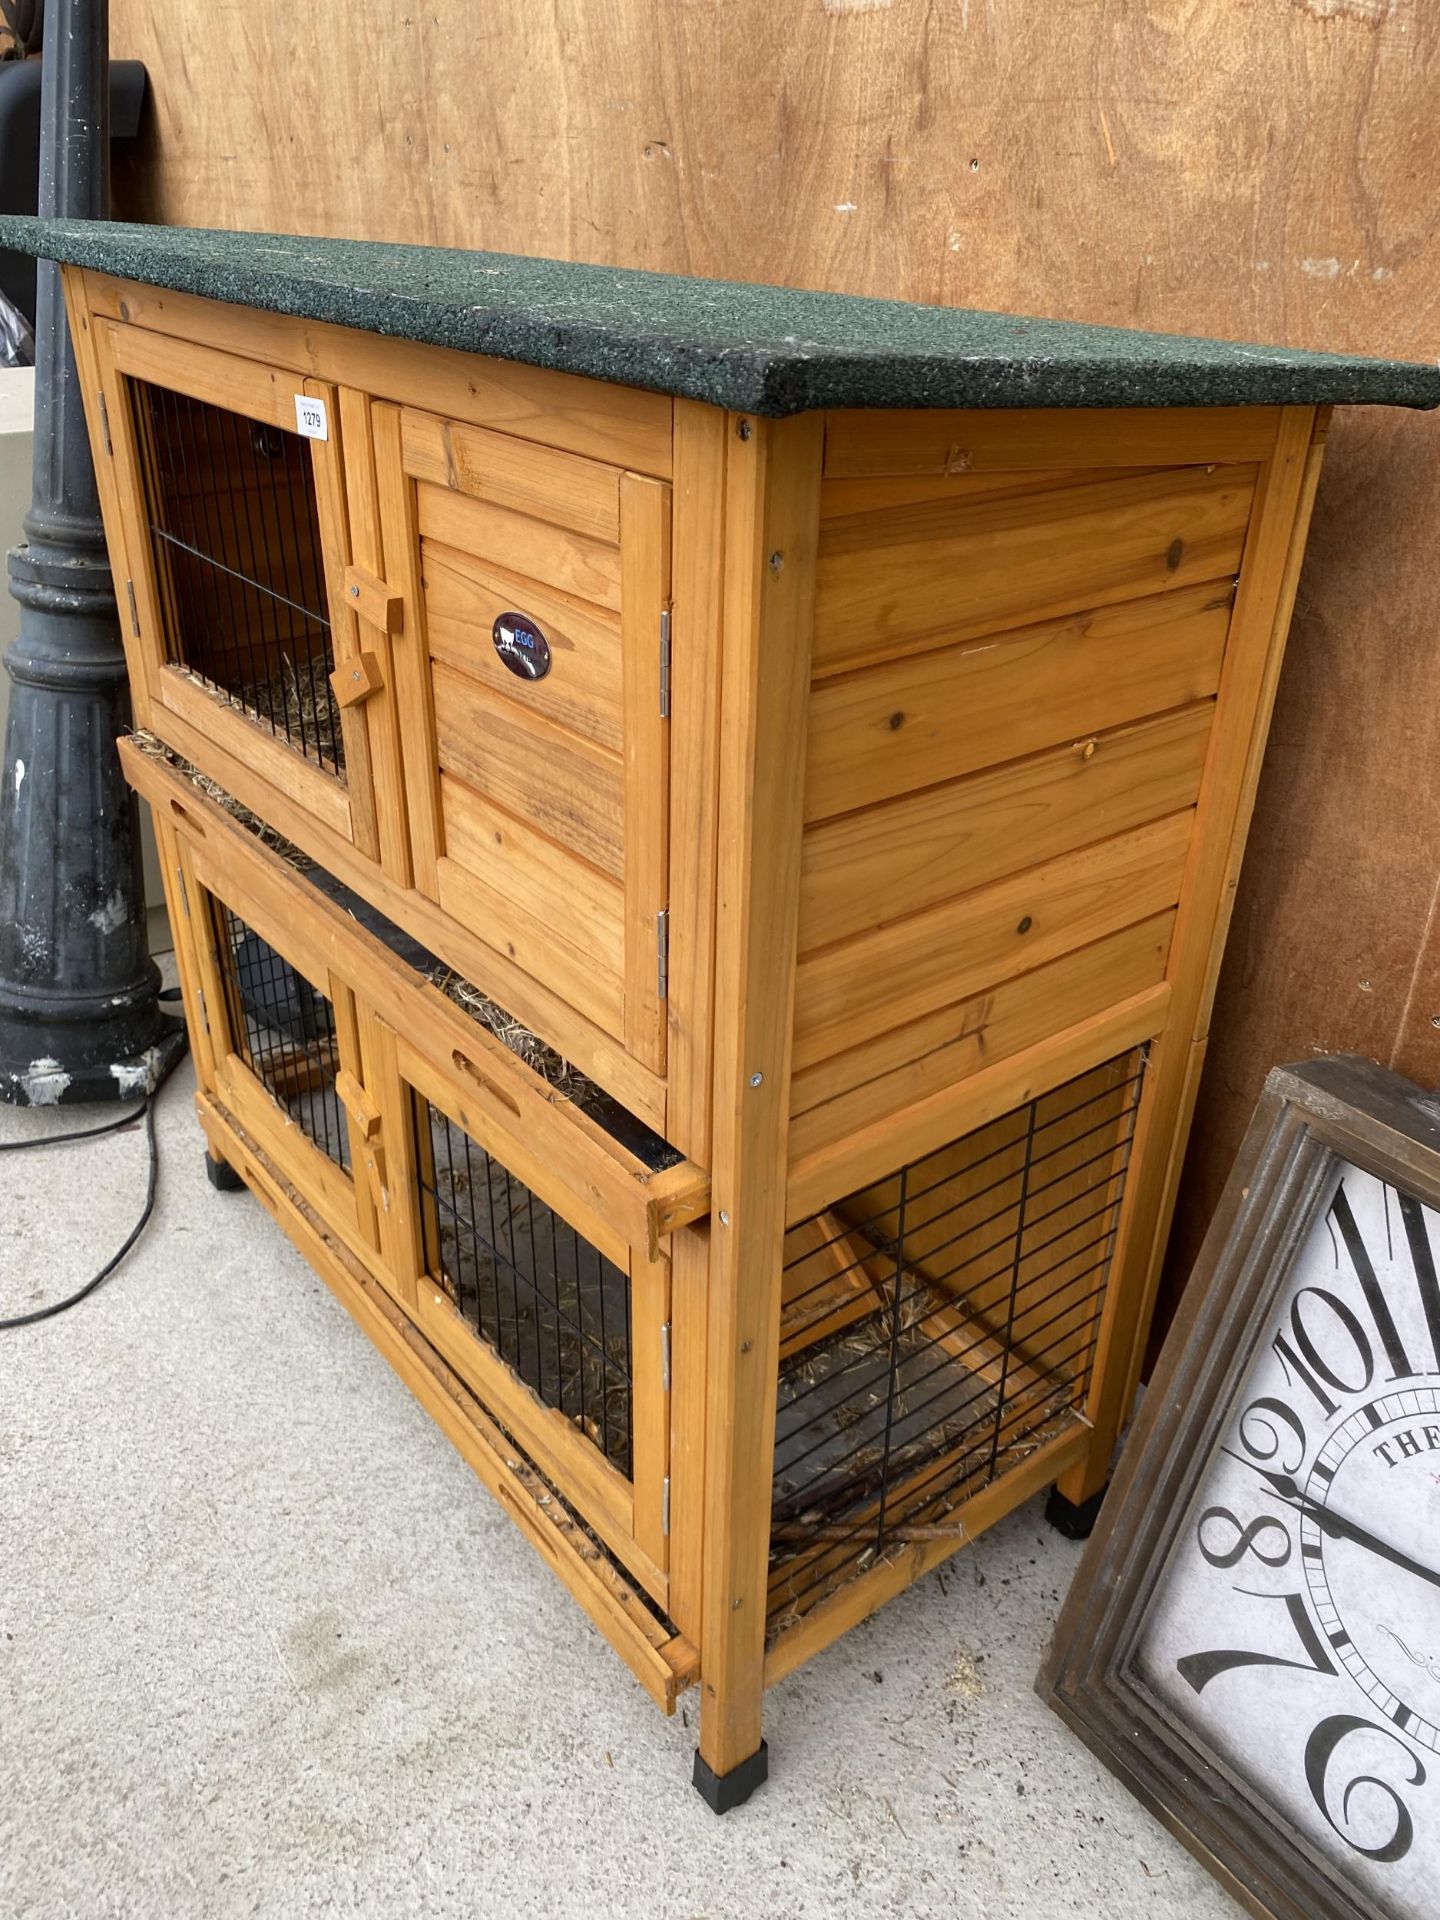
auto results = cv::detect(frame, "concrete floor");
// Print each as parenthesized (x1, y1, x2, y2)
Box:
(0, 1050, 1241, 1920)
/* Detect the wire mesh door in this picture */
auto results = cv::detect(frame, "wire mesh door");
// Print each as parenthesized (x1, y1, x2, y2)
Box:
(135, 383, 345, 775)
(97, 325, 380, 862)
(769, 1050, 1144, 1638)
(395, 1041, 672, 1596)
(183, 847, 380, 1257)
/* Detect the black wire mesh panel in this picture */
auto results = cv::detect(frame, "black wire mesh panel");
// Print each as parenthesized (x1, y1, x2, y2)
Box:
(213, 904, 351, 1171)
(412, 1098, 634, 1477)
(768, 1049, 1145, 1636)
(131, 380, 345, 775)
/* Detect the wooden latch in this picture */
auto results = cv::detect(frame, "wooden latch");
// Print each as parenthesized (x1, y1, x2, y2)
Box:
(343, 564, 403, 633)
(335, 1068, 388, 1209)
(330, 651, 384, 709)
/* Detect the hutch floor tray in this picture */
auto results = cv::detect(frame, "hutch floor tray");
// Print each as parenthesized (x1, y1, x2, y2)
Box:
(7, 209, 1436, 1808)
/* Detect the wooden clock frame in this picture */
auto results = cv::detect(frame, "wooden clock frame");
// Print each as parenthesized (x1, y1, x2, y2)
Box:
(1039, 1053, 1440, 1920)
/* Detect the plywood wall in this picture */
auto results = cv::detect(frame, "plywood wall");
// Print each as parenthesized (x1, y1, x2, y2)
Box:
(108, 0, 1440, 1342)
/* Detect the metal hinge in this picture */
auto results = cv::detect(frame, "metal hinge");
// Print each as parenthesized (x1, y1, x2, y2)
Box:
(660, 1319, 672, 1392)
(97, 391, 112, 456)
(661, 1475, 671, 1537)
(195, 985, 210, 1036)
(656, 907, 669, 1000)
(175, 866, 191, 921)
(658, 607, 672, 718)
(124, 579, 140, 637)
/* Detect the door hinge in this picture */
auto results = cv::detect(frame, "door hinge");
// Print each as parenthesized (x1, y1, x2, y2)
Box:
(124, 579, 140, 637)
(195, 984, 210, 1035)
(658, 607, 672, 718)
(97, 391, 112, 456)
(656, 908, 669, 1000)
(175, 866, 191, 921)
(660, 1319, 672, 1392)
(661, 1475, 671, 1537)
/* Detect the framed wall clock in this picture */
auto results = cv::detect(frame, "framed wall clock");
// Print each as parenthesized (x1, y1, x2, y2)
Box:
(1040, 1054, 1440, 1920)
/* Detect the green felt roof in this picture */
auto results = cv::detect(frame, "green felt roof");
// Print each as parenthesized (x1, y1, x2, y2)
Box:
(3, 215, 1437, 417)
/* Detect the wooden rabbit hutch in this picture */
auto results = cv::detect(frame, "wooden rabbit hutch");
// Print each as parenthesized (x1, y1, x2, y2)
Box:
(5, 214, 1435, 1809)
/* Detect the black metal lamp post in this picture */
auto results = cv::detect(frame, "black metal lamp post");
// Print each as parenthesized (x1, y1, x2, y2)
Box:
(0, 0, 183, 1103)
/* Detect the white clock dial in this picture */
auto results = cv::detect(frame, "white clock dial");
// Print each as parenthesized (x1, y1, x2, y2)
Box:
(1133, 1163, 1440, 1918)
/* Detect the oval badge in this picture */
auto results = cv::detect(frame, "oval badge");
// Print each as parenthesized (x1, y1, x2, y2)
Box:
(491, 610, 552, 682)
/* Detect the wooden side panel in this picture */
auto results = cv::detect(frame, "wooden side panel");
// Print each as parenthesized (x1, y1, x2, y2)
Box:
(788, 416, 1285, 1218)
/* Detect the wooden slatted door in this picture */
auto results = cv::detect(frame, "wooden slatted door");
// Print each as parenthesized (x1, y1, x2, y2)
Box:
(93, 323, 390, 874)
(176, 826, 382, 1262)
(374, 405, 672, 1078)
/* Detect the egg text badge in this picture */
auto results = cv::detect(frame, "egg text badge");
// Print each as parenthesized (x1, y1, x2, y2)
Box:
(491, 611, 552, 682)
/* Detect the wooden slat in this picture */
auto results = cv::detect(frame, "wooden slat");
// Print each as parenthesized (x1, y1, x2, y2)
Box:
(440, 775, 625, 966)
(822, 405, 1281, 477)
(433, 663, 625, 880)
(154, 823, 218, 1092)
(629, 1249, 672, 1575)
(435, 851, 626, 1039)
(106, 319, 313, 433)
(422, 539, 625, 752)
(374, 402, 445, 898)
(665, 1223, 709, 1644)
(84, 273, 674, 478)
(819, 465, 1164, 519)
(813, 464, 1254, 676)
(793, 811, 1192, 1074)
(304, 375, 382, 864)
(697, 409, 823, 1779)
(194, 1093, 696, 1713)
(417, 479, 623, 611)
(786, 982, 1172, 1226)
(800, 703, 1213, 951)
(789, 911, 1176, 1163)
(401, 407, 623, 541)
(664, 399, 729, 1165)
(620, 471, 672, 1075)
(338, 385, 413, 885)
(805, 579, 1232, 821)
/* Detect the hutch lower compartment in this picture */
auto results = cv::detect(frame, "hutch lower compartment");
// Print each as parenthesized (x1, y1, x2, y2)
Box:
(13, 212, 1432, 1805)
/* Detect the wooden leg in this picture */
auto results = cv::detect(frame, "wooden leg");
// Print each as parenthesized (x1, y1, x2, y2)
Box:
(693, 411, 822, 1804)
(205, 1148, 246, 1191)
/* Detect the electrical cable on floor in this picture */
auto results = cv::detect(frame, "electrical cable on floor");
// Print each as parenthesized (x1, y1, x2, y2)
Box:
(0, 990, 186, 1330)
(0, 1096, 160, 1329)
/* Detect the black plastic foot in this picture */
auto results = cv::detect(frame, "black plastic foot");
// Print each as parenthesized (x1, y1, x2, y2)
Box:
(1045, 1484, 1107, 1540)
(692, 1740, 768, 1813)
(205, 1150, 246, 1192)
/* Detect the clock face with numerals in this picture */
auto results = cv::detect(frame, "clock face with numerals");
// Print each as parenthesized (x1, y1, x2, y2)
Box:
(1134, 1161, 1440, 1917)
